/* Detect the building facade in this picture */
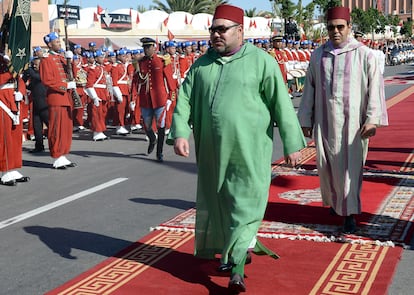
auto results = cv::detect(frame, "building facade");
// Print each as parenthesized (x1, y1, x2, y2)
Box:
(343, 0, 414, 22)
(0, 0, 49, 48)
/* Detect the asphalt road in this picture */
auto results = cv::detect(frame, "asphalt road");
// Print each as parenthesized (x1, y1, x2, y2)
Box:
(0, 63, 412, 295)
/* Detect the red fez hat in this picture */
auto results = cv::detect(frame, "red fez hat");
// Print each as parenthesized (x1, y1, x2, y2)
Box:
(213, 4, 244, 25)
(327, 6, 350, 22)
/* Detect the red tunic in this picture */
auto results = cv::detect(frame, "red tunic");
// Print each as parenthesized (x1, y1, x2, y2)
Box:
(131, 54, 176, 109)
(39, 51, 73, 158)
(111, 61, 131, 126)
(0, 60, 26, 172)
(178, 53, 194, 80)
(127, 62, 141, 126)
(72, 60, 88, 127)
(86, 64, 109, 132)
(270, 49, 288, 83)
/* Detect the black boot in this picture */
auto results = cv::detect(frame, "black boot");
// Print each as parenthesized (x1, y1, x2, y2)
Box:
(30, 142, 45, 153)
(156, 128, 165, 162)
(147, 130, 157, 154)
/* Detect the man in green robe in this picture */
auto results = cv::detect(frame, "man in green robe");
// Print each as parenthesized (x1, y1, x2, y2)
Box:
(168, 4, 306, 293)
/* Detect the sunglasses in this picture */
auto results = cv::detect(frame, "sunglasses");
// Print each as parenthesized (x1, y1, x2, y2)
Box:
(327, 24, 346, 31)
(209, 24, 239, 34)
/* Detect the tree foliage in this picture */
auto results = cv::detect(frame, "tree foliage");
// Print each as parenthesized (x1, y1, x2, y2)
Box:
(151, 0, 228, 14)
(400, 20, 413, 37)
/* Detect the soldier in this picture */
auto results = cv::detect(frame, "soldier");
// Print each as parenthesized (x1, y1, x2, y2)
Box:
(354, 31, 364, 42)
(39, 32, 77, 169)
(198, 40, 209, 56)
(269, 35, 288, 83)
(88, 42, 97, 53)
(73, 44, 82, 59)
(0, 53, 30, 185)
(131, 37, 177, 162)
(179, 41, 195, 83)
(163, 41, 180, 134)
(33, 46, 44, 59)
(111, 48, 131, 135)
(128, 48, 144, 132)
(72, 55, 88, 131)
(23, 56, 49, 153)
(85, 50, 110, 141)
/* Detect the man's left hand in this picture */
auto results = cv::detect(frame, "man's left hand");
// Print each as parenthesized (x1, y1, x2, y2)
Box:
(360, 123, 377, 139)
(285, 151, 302, 168)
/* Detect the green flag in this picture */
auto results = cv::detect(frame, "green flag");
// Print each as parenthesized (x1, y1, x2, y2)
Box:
(5, 0, 31, 77)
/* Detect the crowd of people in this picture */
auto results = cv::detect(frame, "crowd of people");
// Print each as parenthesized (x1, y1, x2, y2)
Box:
(0, 3, 390, 294)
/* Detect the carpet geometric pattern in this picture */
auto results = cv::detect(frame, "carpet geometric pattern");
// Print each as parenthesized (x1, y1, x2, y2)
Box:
(46, 82, 413, 295)
(47, 230, 403, 295)
(153, 88, 414, 247)
(152, 173, 414, 246)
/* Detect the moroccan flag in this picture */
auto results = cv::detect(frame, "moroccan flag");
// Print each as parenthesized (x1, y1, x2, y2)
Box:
(97, 5, 104, 15)
(167, 30, 175, 41)
(4, 0, 31, 77)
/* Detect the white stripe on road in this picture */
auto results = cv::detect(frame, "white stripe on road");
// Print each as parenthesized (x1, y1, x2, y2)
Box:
(0, 178, 128, 230)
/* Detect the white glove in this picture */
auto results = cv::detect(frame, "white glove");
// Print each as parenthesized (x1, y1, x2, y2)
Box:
(65, 50, 74, 59)
(93, 97, 102, 107)
(3, 54, 10, 62)
(113, 86, 123, 103)
(166, 99, 172, 111)
(129, 101, 136, 111)
(67, 81, 76, 89)
(14, 91, 23, 102)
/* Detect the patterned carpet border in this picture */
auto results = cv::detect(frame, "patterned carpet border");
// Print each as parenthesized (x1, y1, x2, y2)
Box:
(151, 174, 414, 248)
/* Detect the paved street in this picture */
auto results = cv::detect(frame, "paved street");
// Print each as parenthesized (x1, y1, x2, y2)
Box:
(0, 63, 413, 294)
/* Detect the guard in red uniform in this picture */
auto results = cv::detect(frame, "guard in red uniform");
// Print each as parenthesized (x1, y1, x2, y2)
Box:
(85, 50, 110, 141)
(72, 55, 88, 131)
(39, 32, 77, 169)
(163, 41, 180, 133)
(179, 41, 195, 83)
(0, 54, 29, 185)
(269, 35, 288, 83)
(111, 49, 130, 135)
(131, 37, 177, 162)
(127, 49, 144, 132)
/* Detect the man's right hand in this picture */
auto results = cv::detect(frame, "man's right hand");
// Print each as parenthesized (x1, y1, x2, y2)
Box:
(302, 127, 312, 138)
(174, 137, 190, 157)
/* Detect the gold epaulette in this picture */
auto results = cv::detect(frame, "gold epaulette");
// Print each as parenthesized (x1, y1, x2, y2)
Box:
(158, 54, 171, 66)
(268, 50, 276, 58)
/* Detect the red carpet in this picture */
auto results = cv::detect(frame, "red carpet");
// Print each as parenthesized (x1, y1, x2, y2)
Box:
(154, 172, 413, 246)
(280, 87, 414, 173)
(46, 230, 402, 295)
(46, 87, 413, 294)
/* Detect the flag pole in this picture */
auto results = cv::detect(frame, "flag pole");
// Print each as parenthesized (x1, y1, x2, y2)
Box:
(63, 0, 83, 109)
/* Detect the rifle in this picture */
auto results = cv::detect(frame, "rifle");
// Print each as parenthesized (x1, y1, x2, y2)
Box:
(63, 1, 82, 109)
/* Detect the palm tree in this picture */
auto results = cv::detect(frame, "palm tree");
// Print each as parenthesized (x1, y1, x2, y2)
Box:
(204, 0, 229, 14)
(151, 0, 224, 14)
(245, 8, 257, 18)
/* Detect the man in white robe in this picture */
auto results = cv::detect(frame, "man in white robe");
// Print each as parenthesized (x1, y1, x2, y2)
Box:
(298, 7, 388, 233)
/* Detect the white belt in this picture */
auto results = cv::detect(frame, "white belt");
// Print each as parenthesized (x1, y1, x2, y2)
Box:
(0, 83, 15, 90)
(117, 81, 128, 85)
(94, 84, 107, 88)
(0, 100, 19, 125)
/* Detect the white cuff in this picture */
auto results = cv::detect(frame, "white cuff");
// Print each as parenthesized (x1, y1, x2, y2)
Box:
(85, 87, 98, 99)
(113, 86, 123, 100)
